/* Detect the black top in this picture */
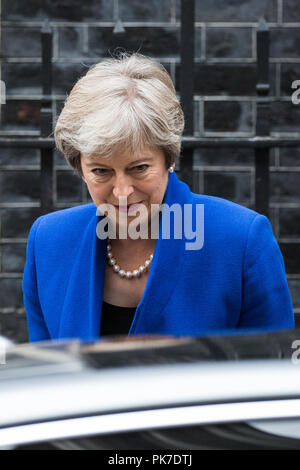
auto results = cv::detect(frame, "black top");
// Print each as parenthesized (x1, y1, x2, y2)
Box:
(100, 300, 136, 337)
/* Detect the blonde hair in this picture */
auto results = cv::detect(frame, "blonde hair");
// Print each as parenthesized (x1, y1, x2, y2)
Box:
(54, 52, 184, 175)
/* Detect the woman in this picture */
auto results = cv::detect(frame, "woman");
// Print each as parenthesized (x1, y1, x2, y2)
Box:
(23, 53, 294, 342)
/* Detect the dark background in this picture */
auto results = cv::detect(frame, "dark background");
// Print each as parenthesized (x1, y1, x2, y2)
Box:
(0, 0, 300, 342)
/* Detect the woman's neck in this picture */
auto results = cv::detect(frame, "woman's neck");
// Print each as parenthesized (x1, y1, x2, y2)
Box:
(109, 236, 156, 252)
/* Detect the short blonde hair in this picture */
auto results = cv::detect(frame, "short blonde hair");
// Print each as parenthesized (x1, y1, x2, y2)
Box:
(54, 52, 184, 175)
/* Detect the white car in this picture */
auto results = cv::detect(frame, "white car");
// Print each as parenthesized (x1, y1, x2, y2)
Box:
(0, 330, 300, 450)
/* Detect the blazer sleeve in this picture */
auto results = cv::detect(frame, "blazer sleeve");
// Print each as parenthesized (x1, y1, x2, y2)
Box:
(22, 216, 51, 342)
(238, 214, 294, 330)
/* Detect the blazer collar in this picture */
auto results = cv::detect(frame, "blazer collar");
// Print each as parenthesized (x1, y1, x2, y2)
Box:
(59, 172, 192, 341)
(128, 172, 193, 335)
(58, 213, 107, 341)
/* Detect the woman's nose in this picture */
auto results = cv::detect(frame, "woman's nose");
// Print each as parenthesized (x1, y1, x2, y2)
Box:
(112, 174, 134, 200)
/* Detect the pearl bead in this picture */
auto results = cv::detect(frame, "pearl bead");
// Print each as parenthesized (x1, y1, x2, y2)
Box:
(106, 238, 153, 280)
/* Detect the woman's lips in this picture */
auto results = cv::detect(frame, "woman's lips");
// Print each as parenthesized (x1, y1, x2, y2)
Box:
(114, 201, 144, 214)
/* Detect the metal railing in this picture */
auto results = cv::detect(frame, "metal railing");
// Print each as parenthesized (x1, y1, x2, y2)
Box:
(1, 0, 300, 218)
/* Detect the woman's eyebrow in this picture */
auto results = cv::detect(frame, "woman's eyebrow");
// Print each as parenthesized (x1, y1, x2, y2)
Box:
(127, 157, 154, 166)
(85, 157, 154, 168)
(85, 161, 111, 167)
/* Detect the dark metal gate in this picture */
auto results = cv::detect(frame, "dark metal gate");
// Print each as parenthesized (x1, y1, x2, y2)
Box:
(1, 0, 300, 218)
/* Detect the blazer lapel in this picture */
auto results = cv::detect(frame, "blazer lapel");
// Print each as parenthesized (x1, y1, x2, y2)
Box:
(128, 172, 192, 335)
(59, 209, 106, 341)
(59, 172, 193, 340)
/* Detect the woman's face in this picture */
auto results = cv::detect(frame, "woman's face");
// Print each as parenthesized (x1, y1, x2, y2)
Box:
(80, 146, 172, 235)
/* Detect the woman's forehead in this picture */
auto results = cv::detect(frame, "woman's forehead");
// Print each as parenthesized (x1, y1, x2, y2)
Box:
(81, 146, 164, 166)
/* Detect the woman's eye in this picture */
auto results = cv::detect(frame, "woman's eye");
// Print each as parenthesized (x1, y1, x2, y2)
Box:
(92, 168, 109, 176)
(133, 164, 149, 172)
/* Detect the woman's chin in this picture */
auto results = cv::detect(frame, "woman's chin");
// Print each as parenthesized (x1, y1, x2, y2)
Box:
(108, 215, 151, 240)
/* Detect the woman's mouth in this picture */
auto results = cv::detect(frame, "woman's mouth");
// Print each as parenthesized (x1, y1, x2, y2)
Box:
(114, 201, 144, 214)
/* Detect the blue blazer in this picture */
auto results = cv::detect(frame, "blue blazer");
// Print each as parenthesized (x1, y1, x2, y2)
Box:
(23, 172, 294, 342)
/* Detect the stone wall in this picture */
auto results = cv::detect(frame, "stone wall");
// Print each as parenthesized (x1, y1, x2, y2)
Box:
(1, 0, 300, 342)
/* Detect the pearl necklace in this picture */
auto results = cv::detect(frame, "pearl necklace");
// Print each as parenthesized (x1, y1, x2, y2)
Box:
(106, 240, 153, 279)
